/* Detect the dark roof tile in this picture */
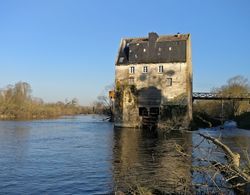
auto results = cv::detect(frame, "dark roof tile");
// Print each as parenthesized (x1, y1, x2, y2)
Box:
(116, 33, 190, 65)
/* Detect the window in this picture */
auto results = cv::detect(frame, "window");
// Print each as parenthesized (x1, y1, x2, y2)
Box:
(119, 57, 124, 63)
(158, 65, 163, 73)
(166, 78, 172, 86)
(143, 66, 148, 73)
(129, 66, 135, 74)
(128, 77, 135, 85)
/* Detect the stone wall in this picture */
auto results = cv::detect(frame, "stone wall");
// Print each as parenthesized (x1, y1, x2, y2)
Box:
(115, 62, 192, 128)
(114, 34, 193, 129)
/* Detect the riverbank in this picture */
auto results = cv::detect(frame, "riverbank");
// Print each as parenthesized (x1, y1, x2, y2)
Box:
(0, 111, 94, 121)
(190, 112, 221, 130)
(0, 105, 94, 120)
(190, 112, 250, 130)
(235, 112, 250, 130)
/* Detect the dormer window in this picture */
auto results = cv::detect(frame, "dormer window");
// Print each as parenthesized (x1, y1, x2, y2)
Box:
(119, 57, 124, 63)
(129, 66, 135, 74)
(158, 65, 163, 73)
(143, 66, 148, 73)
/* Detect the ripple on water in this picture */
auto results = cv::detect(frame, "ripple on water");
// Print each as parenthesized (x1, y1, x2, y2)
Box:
(0, 116, 249, 194)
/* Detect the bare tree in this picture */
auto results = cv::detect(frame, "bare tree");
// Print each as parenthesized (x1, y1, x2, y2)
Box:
(194, 75, 250, 120)
(94, 84, 115, 121)
(219, 75, 250, 117)
(176, 133, 250, 193)
(13, 81, 32, 106)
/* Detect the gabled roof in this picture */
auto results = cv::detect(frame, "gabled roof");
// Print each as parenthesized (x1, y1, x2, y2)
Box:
(115, 32, 190, 65)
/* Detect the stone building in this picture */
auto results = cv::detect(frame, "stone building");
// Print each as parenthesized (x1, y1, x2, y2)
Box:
(114, 32, 192, 129)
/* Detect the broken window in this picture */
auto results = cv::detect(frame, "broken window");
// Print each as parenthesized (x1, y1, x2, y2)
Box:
(129, 66, 135, 74)
(139, 107, 148, 116)
(150, 107, 160, 115)
(143, 66, 148, 73)
(158, 65, 163, 73)
(166, 78, 172, 86)
(128, 77, 135, 85)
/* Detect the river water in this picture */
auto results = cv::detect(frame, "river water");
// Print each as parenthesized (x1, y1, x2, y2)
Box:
(0, 115, 249, 194)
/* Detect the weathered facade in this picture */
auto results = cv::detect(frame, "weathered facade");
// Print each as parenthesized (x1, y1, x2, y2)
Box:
(114, 32, 192, 129)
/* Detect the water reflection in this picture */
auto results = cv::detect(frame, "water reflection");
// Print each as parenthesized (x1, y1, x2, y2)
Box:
(112, 128, 193, 193)
(0, 116, 249, 194)
(0, 122, 31, 161)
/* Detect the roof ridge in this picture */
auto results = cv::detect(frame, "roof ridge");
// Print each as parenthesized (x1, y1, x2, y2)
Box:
(122, 33, 190, 41)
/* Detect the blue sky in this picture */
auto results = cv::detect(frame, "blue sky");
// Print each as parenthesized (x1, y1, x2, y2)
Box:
(0, 0, 250, 105)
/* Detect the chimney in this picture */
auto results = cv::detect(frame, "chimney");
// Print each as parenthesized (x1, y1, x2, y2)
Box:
(148, 32, 159, 44)
(148, 32, 158, 60)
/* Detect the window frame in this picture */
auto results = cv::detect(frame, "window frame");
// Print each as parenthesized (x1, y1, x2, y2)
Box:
(142, 66, 148, 73)
(129, 66, 135, 74)
(166, 78, 172, 86)
(158, 65, 164, 73)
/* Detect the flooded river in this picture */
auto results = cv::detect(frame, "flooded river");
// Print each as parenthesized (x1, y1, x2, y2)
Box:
(0, 115, 249, 194)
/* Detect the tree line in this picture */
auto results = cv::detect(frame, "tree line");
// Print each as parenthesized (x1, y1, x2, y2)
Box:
(0, 82, 94, 120)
